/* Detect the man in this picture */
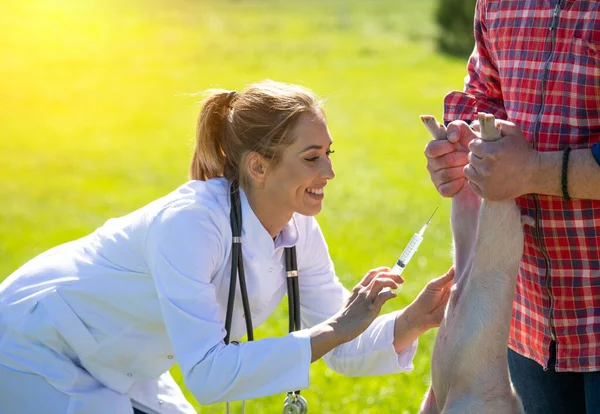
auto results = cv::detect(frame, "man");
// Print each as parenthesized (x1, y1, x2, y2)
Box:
(424, 1, 600, 412)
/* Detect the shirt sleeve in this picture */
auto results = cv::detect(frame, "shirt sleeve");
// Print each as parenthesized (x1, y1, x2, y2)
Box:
(297, 216, 418, 377)
(145, 201, 311, 405)
(444, 0, 508, 123)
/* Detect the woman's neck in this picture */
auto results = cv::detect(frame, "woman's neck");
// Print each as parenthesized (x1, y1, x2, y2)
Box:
(244, 186, 292, 239)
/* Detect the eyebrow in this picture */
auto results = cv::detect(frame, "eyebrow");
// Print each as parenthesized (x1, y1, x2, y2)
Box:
(298, 141, 333, 153)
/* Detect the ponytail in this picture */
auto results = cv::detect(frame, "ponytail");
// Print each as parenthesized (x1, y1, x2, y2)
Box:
(189, 91, 237, 181)
(189, 80, 324, 186)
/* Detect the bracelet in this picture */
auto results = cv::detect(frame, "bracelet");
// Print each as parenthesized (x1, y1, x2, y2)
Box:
(561, 146, 571, 201)
(592, 142, 600, 166)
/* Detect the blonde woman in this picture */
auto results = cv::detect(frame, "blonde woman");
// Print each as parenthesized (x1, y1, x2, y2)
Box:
(0, 80, 453, 413)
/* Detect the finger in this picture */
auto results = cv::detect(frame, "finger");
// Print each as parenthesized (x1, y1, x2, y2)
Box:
(495, 119, 518, 136)
(467, 151, 483, 164)
(438, 178, 466, 198)
(376, 271, 405, 285)
(427, 150, 469, 172)
(367, 278, 400, 301)
(431, 288, 452, 316)
(372, 289, 398, 309)
(467, 180, 483, 197)
(468, 138, 485, 158)
(424, 140, 458, 159)
(427, 267, 455, 290)
(446, 121, 477, 148)
(432, 166, 467, 188)
(358, 267, 391, 287)
(470, 120, 480, 133)
(430, 288, 452, 317)
(464, 163, 479, 182)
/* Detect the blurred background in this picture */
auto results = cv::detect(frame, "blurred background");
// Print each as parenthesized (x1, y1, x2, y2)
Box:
(0, 0, 476, 412)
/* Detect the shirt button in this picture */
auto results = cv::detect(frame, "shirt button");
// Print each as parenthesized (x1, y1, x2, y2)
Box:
(158, 400, 164, 405)
(268, 267, 273, 273)
(127, 373, 133, 377)
(167, 355, 174, 360)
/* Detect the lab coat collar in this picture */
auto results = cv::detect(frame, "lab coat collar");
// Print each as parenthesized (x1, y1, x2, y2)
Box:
(238, 187, 299, 255)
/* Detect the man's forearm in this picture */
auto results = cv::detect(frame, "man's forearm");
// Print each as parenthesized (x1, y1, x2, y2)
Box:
(532, 149, 600, 200)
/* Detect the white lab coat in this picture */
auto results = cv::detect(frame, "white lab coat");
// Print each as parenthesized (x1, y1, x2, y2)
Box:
(0, 178, 417, 413)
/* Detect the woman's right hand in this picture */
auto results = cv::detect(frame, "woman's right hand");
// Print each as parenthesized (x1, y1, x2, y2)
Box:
(329, 267, 403, 343)
(307, 267, 402, 362)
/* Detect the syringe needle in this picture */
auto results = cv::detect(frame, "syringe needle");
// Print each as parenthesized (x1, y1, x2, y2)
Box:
(419, 206, 439, 235)
(391, 206, 439, 278)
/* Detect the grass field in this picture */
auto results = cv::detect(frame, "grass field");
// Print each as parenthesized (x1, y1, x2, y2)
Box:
(0, 0, 470, 412)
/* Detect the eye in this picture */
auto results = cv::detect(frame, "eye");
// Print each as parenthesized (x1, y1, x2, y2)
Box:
(304, 149, 335, 163)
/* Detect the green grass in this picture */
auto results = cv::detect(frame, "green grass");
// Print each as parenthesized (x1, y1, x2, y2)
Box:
(0, 0, 468, 412)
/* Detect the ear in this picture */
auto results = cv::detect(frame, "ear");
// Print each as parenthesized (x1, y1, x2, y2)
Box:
(245, 151, 269, 184)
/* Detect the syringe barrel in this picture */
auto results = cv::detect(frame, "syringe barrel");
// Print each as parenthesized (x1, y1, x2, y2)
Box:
(391, 233, 424, 275)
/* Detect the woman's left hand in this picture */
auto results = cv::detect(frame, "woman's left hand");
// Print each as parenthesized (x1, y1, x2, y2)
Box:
(393, 267, 454, 353)
(407, 267, 454, 329)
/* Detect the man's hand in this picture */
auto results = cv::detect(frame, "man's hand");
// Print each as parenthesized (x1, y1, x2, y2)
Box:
(466, 120, 538, 201)
(425, 121, 477, 197)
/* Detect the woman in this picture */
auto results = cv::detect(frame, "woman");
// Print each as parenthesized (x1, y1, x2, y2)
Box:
(0, 80, 453, 413)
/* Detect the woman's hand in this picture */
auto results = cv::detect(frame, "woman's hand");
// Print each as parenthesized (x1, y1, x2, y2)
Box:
(393, 267, 454, 352)
(332, 267, 404, 343)
(407, 266, 454, 329)
(308, 267, 403, 362)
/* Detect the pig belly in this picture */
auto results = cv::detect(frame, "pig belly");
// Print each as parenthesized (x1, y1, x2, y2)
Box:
(427, 197, 525, 413)
(430, 279, 514, 411)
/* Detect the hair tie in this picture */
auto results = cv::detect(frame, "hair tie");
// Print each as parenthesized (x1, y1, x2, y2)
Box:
(225, 91, 239, 108)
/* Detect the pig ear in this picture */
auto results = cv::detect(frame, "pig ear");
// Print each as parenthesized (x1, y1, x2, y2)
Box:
(521, 215, 535, 228)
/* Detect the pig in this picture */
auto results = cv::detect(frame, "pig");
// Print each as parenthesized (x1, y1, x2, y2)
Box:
(418, 113, 527, 414)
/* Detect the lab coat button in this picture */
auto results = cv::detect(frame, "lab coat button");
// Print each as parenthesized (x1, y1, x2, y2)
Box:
(167, 355, 174, 360)
(127, 373, 133, 377)
(158, 400, 164, 405)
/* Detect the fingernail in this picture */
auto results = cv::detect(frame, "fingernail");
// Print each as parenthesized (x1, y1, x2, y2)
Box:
(448, 131, 457, 140)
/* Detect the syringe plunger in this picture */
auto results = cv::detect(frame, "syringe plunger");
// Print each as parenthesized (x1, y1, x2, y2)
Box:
(391, 232, 424, 275)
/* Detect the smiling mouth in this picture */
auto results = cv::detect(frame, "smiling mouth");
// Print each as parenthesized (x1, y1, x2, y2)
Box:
(306, 187, 324, 195)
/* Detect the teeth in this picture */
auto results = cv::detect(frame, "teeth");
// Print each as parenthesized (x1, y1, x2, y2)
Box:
(307, 188, 323, 195)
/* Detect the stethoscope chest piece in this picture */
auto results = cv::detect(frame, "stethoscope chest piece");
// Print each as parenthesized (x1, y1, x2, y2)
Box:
(282, 393, 308, 414)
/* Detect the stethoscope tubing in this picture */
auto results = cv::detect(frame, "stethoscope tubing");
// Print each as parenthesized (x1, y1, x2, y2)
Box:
(225, 181, 254, 344)
(225, 181, 304, 406)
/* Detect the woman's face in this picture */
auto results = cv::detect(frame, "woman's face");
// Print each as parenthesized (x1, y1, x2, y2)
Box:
(263, 114, 335, 217)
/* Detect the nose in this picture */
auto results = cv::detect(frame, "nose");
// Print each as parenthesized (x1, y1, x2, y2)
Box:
(322, 158, 335, 180)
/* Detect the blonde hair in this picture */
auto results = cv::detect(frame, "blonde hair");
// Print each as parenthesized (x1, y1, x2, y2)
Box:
(190, 80, 324, 186)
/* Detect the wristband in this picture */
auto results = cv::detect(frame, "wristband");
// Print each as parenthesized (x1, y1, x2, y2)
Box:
(591, 142, 600, 166)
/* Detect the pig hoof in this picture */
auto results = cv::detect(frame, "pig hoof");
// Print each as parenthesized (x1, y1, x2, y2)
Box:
(477, 112, 501, 142)
(420, 115, 447, 141)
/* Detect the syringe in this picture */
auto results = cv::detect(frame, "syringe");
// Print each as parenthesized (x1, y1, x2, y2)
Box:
(391, 207, 438, 276)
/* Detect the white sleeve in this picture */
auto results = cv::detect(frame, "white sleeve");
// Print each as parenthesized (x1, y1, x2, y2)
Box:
(297, 216, 418, 376)
(145, 202, 312, 404)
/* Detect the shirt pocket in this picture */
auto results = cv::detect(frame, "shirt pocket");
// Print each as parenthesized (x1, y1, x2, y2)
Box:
(35, 291, 136, 393)
(35, 290, 100, 359)
(564, 37, 600, 130)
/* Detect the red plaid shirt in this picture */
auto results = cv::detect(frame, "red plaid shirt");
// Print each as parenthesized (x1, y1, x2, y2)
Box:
(444, 0, 600, 372)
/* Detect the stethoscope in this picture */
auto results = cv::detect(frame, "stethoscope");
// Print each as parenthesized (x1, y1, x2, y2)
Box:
(225, 181, 308, 414)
